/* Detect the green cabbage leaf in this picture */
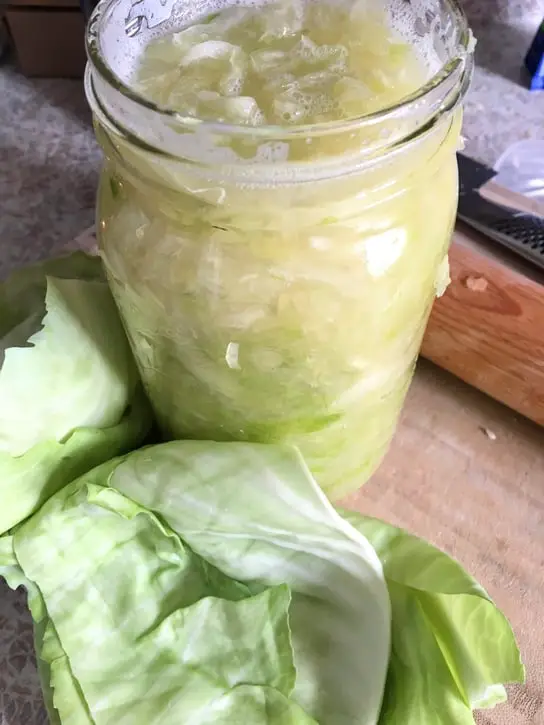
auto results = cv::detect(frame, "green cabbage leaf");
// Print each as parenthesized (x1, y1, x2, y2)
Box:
(0, 253, 151, 534)
(1, 441, 522, 725)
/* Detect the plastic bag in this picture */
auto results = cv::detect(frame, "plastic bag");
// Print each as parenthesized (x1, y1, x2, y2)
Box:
(494, 140, 544, 200)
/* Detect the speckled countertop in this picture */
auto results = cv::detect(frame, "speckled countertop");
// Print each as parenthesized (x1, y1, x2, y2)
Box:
(1, 1, 544, 723)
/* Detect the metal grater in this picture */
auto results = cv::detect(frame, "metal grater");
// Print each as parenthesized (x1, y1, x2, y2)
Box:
(458, 208, 544, 271)
(457, 153, 544, 272)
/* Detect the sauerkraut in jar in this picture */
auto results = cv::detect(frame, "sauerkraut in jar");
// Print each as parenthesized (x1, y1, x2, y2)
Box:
(85, 0, 473, 499)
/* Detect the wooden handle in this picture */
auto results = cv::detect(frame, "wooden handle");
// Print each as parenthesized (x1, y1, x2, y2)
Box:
(479, 179, 544, 218)
(421, 223, 544, 426)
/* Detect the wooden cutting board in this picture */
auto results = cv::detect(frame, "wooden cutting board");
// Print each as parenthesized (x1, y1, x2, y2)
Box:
(422, 223, 544, 427)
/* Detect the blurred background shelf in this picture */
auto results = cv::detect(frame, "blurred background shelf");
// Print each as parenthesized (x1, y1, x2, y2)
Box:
(5, 0, 86, 77)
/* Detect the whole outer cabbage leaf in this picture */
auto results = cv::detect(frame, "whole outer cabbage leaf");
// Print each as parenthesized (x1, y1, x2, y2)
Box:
(3, 442, 391, 725)
(0, 441, 523, 725)
(343, 511, 525, 725)
(0, 252, 151, 534)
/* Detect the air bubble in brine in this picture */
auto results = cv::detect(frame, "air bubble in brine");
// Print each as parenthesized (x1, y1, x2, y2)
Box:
(272, 71, 338, 125)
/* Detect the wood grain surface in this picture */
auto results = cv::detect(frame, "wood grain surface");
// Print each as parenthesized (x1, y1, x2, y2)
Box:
(422, 224, 544, 427)
(346, 360, 544, 725)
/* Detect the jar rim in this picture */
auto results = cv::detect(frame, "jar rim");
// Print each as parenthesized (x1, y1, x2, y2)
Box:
(85, 0, 474, 142)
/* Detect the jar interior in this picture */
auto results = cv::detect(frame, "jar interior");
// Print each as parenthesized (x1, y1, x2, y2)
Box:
(86, 0, 472, 170)
(96, 0, 465, 92)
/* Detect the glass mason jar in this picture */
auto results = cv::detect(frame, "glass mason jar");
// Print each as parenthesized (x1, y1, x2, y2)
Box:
(85, 0, 473, 500)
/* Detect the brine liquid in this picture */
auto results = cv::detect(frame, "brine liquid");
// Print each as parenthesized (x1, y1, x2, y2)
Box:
(134, 0, 430, 126)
